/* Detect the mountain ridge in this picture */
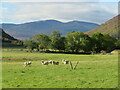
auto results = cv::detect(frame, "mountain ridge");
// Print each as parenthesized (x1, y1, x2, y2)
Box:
(0, 20, 99, 39)
(0, 28, 16, 41)
(86, 15, 120, 38)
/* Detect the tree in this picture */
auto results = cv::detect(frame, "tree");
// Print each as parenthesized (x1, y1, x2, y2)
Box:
(115, 39, 120, 49)
(66, 31, 89, 53)
(91, 32, 117, 52)
(91, 32, 104, 52)
(33, 34, 50, 51)
(23, 40, 36, 51)
(50, 31, 64, 51)
(80, 34, 93, 52)
(102, 34, 117, 52)
(58, 36, 66, 51)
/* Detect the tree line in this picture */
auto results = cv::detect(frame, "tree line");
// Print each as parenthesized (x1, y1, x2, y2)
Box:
(23, 31, 120, 53)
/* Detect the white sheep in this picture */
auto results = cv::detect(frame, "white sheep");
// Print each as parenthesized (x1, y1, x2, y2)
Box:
(62, 60, 69, 64)
(24, 61, 32, 67)
(41, 60, 49, 65)
(53, 61, 59, 65)
(48, 60, 54, 64)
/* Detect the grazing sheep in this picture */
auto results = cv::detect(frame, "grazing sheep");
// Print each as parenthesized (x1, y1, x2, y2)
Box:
(53, 61, 59, 65)
(48, 60, 59, 65)
(28, 61, 32, 64)
(24, 61, 32, 67)
(24, 62, 27, 67)
(41, 60, 49, 65)
(62, 60, 69, 64)
(48, 60, 54, 64)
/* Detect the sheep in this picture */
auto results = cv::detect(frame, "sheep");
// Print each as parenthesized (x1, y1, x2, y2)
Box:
(41, 60, 49, 65)
(52, 61, 59, 65)
(48, 60, 59, 65)
(28, 61, 32, 64)
(24, 62, 27, 67)
(24, 61, 32, 67)
(48, 60, 54, 64)
(62, 60, 69, 64)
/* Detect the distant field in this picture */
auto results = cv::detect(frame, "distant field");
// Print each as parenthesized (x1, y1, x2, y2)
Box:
(2, 51, 118, 88)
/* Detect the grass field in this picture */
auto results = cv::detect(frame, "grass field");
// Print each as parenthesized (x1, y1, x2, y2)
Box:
(2, 51, 118, 88)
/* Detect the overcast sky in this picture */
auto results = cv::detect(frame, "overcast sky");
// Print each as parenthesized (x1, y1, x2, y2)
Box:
(0, 1, 119, 24)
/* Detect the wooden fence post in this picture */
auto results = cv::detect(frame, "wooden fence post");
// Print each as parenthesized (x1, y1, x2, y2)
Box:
(73, 61, 79, 70)
(69, 61, 79, 70)
(69, 61, 73, 69)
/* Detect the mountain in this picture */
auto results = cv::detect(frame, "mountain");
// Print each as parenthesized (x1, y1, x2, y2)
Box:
(0, 28, 23, 48)
(86, 15, 120, 38)
(0, 20, 99, 39)
(0, 28, 17, 41)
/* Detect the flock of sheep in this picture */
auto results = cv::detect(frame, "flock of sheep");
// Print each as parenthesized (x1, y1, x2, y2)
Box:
(24, 60, 69, 67)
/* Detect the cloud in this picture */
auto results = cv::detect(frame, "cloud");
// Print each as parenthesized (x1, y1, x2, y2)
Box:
(1, 0, 119, 2)
(0, 7, 8, 22)
(1, 2, 118, 24)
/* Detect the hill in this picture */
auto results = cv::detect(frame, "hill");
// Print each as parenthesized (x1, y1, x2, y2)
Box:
(86, 15, 120, 38)
(0, 28, 16, 41)
(0, 28, 23, 48)
(0, 20, 99, 39)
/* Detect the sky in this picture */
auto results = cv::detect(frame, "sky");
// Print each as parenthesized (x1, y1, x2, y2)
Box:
(0, 0, 119, 24)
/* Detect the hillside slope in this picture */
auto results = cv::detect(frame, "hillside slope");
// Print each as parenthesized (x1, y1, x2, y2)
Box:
(0, 28, 16, 41)
(0, 28, 23, 48)
(0, 20, 99, 39)
(86, 15, 120, 38)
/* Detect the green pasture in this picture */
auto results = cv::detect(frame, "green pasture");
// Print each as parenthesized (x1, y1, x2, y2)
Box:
(2, 51, 118, 88)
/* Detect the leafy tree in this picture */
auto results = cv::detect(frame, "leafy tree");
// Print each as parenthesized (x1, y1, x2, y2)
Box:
(80, 34, 93, 52)
(91, 32, 117, 52)
(50, 31, 64, 51)
(102, 34, 117, 52)
(11, 40, 23, 46)
(58, 36, 66, 51)
(115, 39, 120, 49)
(33, 34, 50, 51)
(66, 31, 89, 53)
(23, 40, 36, 51)
(91, 32, 105, 52)
(24, 30, 118, 53)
